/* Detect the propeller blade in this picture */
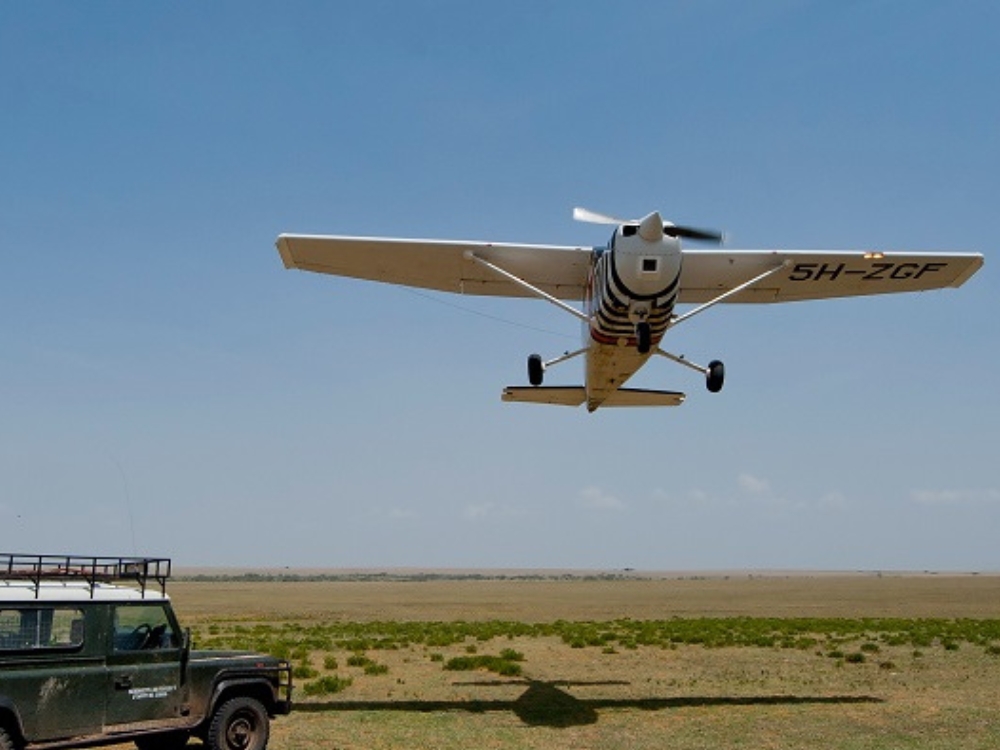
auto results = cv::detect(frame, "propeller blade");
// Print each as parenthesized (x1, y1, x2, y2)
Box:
(664, 224, 725, 243)
(573, 207, 630, 225)
(573, 207, 725, 243)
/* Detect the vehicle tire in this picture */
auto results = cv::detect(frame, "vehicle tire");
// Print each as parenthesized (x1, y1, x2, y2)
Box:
(706, 360, 725, 393)
(636, 322, 651, 354)
(135, 731, 190, 750)
(206, 697, 269, 750)
(0, 727, 18, 750)
(528, 354, 544, 386)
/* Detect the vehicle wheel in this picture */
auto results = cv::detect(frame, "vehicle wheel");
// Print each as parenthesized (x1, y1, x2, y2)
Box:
(636, 322, 651, 354)
(135, 731, 190, 750)
(706, 360, 725, 393)
(0, 727, 18, 750)
(528, 354, 544, 386)
(206, 697, 269, 750)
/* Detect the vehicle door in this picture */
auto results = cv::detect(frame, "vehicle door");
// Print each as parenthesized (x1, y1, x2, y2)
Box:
(104, 602, 186, 731)
(0, 605, 105, 739)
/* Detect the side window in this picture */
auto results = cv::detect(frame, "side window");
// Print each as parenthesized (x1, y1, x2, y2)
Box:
(113, 604, 178, 651)
(0, 608, 85, 651)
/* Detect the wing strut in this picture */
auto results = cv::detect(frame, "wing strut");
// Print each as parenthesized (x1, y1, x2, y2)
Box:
(667, 260, 792, 331)
(653, 261, 791, 387)
(464, 251, 590, 323)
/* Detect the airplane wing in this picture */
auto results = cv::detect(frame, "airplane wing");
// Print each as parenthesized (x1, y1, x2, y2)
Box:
(276, 234, 593, 300)
(678, 249, 983, 303)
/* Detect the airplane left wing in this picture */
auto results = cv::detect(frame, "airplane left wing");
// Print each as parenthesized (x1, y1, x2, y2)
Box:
(678, 249, 983, 303)
(276, 234, 593, 300)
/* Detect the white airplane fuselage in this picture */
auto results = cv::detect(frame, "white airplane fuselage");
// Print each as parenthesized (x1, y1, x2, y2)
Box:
(582, 219, 683, 411)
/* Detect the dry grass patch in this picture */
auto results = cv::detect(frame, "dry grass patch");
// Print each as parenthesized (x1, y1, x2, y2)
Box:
(106, 575, 1000, 749)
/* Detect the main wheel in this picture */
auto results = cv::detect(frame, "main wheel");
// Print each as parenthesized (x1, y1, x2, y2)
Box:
(635, 322, 651, 354)
(706, 360, 725, 393)
(206, 697, 269, 750)
(528, 354, 544, 386)
(0, 727, 17, 750)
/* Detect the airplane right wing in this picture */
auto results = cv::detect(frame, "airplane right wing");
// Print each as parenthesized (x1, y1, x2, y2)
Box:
(678, 249, 983, 304)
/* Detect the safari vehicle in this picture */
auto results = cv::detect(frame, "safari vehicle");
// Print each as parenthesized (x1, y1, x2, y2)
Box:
(0, 554, 291, 750)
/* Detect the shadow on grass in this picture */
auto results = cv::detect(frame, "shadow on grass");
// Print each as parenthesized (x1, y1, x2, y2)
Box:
(296, 679, 884, 728)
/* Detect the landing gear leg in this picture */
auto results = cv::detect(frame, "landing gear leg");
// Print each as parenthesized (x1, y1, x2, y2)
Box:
(528, 354, 544, 386)
(636, 322, 651, 355)
(706, 360, 725, 393)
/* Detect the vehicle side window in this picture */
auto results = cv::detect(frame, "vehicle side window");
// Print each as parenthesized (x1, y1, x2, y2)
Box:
(113, 604, 178, 651)
(0, 607, 85, 651)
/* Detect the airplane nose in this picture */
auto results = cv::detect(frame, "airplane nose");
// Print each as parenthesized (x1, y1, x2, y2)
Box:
(638, 212, 664, 242)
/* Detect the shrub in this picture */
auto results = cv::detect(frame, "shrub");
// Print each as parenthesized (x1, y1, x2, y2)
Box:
(293, 664, 318, 679)
(444, 654, 523, 677)
(499, 648, 524, 662)
(303, 675, 353, 696)
(347, 654, 371, 667)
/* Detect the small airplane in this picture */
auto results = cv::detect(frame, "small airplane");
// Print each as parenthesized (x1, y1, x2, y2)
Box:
(276, 209, 983, 411)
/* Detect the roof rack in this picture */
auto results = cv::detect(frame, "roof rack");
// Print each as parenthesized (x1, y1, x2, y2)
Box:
(1, 554, 171, 599)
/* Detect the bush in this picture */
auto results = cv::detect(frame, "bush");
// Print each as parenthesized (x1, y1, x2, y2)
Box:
(303, 675, 353, 696)
(293, 664, 318, 679)
(444, 654, 523, 677)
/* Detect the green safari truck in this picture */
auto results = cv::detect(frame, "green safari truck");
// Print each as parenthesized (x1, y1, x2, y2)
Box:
(0, 555, 291, 750)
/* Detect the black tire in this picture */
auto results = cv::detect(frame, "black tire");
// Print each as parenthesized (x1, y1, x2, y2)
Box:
(206, 697, 269, 750)
(527, 354, 544, 386)
(706, 360, 725, 393)
(636, 322, 651, 354)
(0, 728, 17, 750)
(135, 731, 190, 750)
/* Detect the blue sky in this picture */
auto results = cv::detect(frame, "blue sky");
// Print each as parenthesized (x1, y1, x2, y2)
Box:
(1, 2, 997, 570)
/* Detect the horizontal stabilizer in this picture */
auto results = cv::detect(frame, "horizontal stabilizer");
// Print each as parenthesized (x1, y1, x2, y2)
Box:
(603, 388, 686, 407)
(502, 386, 588, 406)
(502, 387, 685, 408)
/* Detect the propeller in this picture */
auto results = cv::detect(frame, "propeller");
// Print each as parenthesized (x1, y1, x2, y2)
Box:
(573, 206, 724, 244)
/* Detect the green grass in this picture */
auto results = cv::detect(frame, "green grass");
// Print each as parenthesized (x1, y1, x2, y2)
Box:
(192, 617, 1000, 662)
(163, 577, 1000, 750)
(300, 674, 353, 697)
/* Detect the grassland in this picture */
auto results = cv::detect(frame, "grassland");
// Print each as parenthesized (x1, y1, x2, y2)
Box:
(155, 573, 1000, 749)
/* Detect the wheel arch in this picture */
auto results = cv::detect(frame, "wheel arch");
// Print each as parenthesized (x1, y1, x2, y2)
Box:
(0, 702, 24, 749)
(206, 679, 279, 721)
